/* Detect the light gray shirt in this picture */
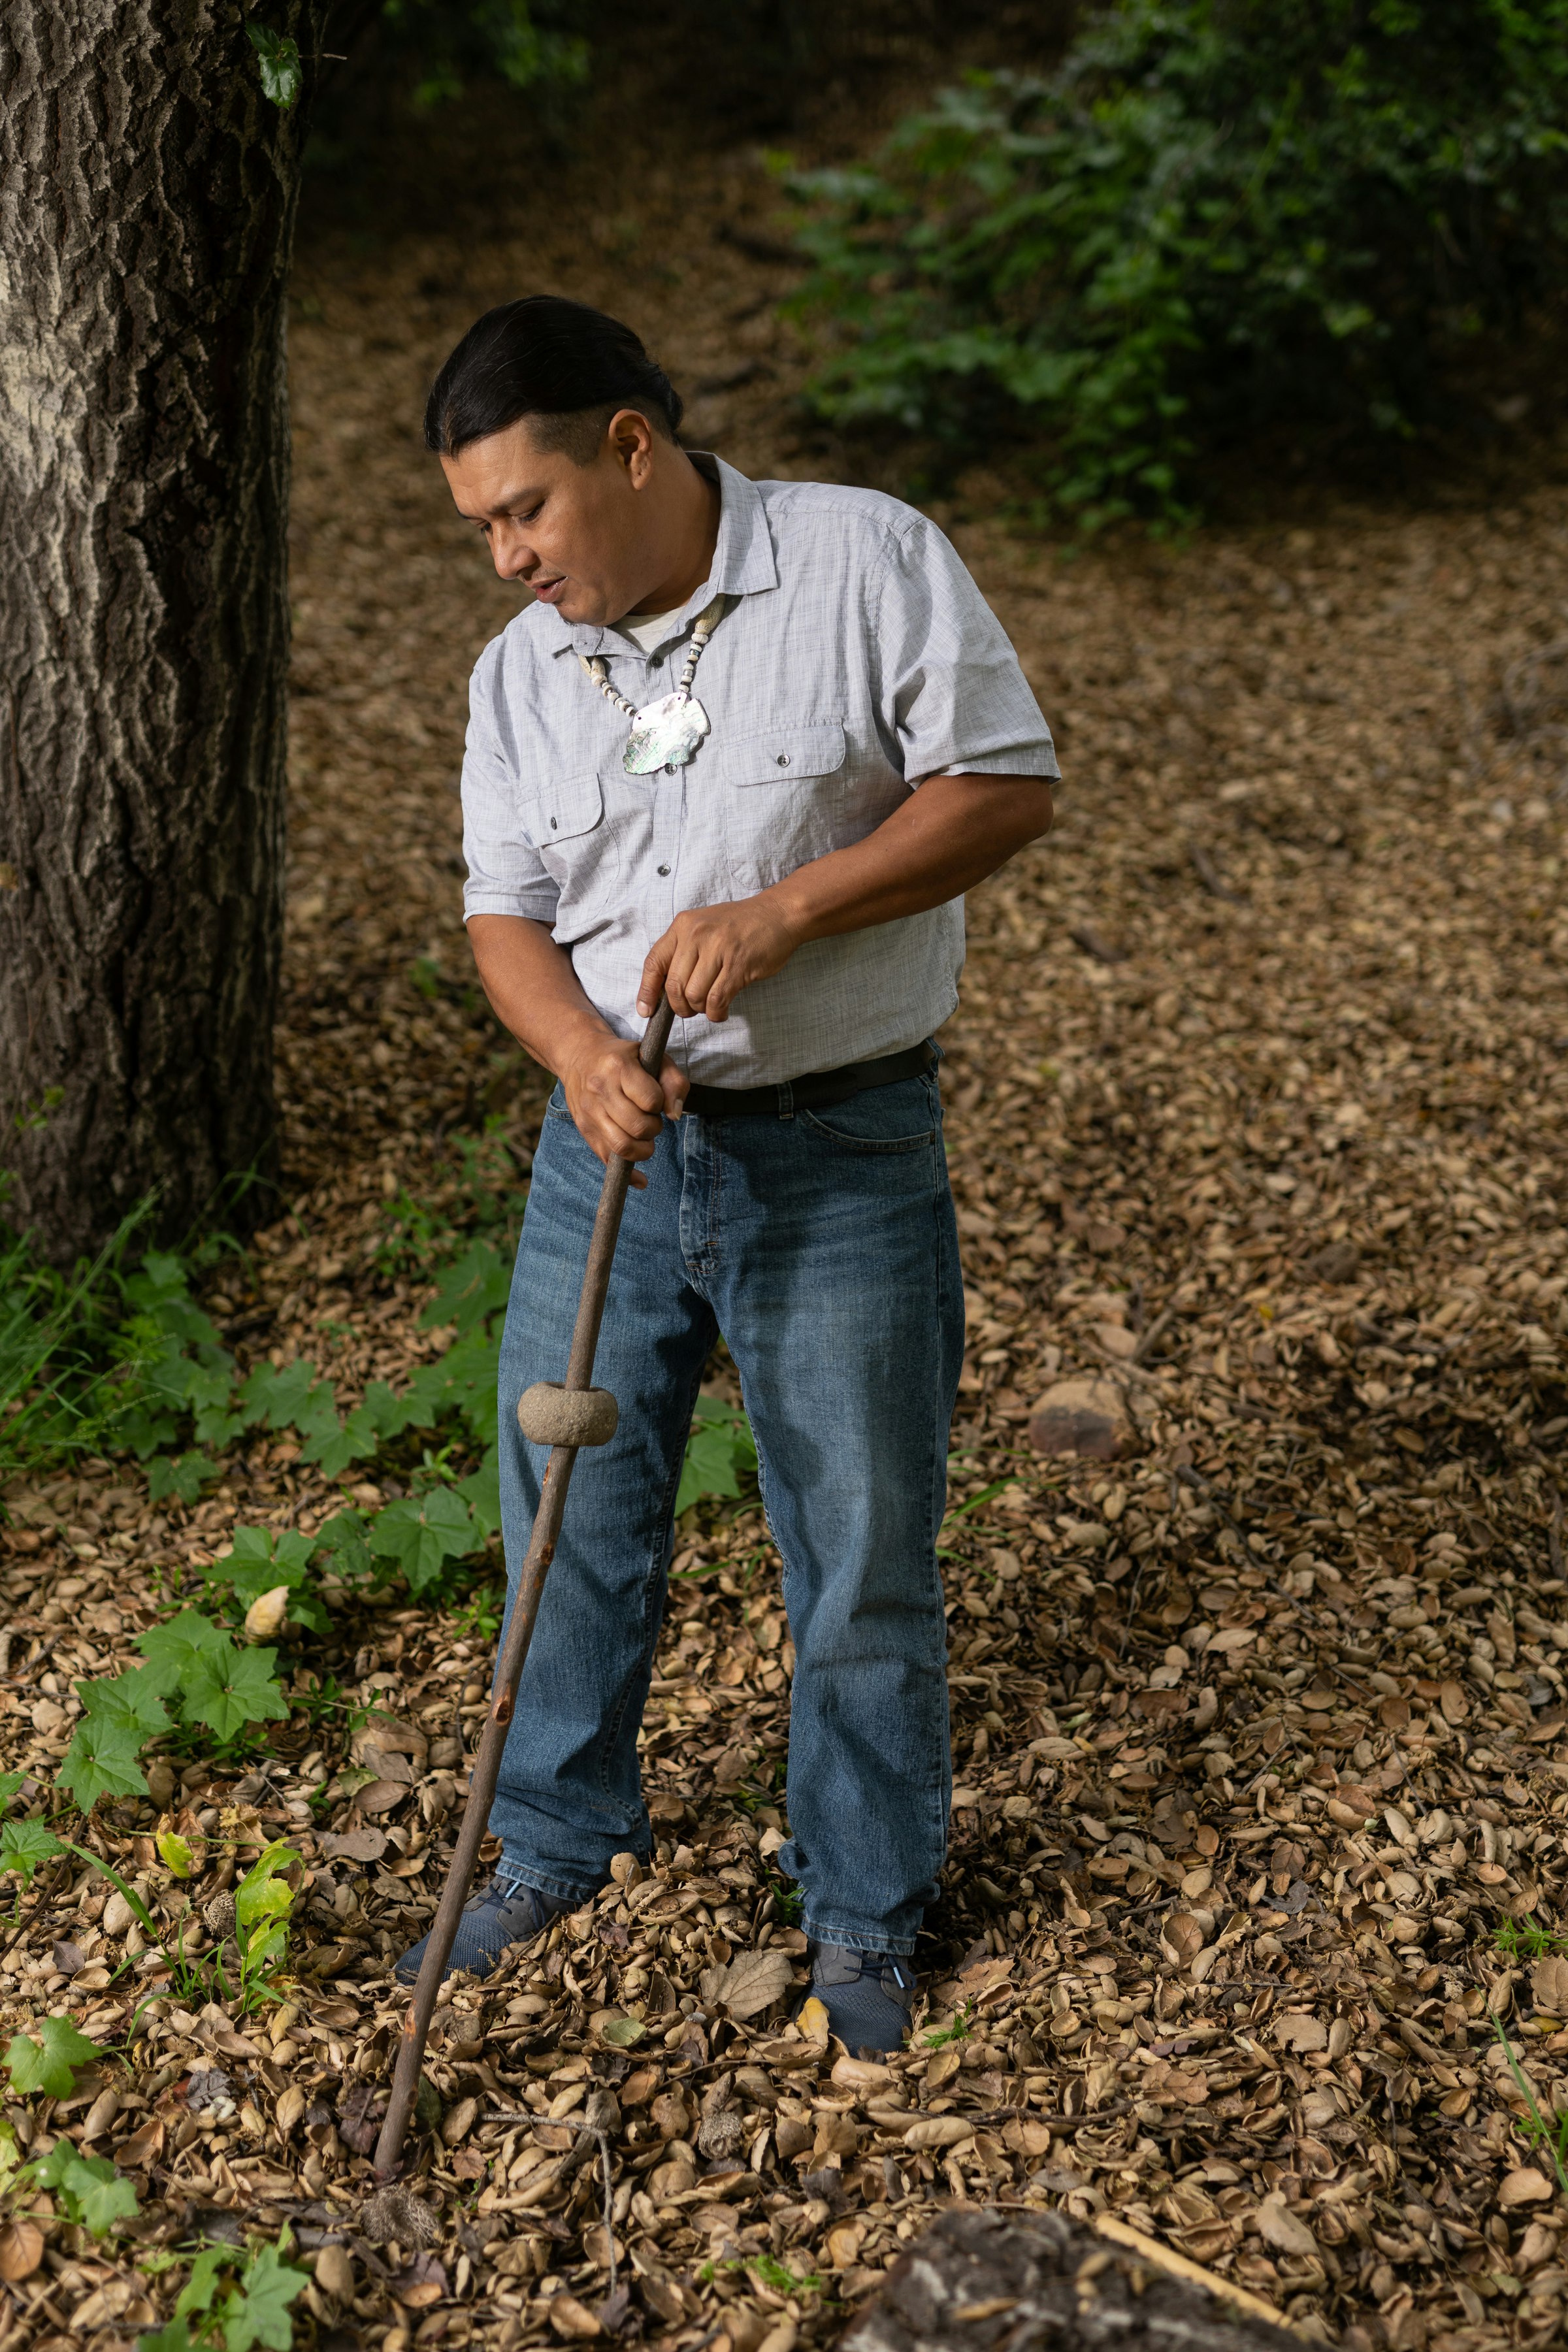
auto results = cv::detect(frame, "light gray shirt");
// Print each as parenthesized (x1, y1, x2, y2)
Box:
(460, 454, 1058, 1086)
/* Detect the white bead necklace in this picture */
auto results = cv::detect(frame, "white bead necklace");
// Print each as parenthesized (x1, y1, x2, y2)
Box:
(577, 595, 728, 775)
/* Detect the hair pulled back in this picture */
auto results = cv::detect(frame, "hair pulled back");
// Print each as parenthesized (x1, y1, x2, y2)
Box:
(424, 295, 684, 463)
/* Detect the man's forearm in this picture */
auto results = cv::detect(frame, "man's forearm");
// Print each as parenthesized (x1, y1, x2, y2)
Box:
(766, 772, 1053, 945)
(466, 914, 613, 1076)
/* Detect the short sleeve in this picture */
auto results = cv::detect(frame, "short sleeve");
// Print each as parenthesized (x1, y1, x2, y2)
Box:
(875, 515, 1060, 785)
(460, 638, 561, 926)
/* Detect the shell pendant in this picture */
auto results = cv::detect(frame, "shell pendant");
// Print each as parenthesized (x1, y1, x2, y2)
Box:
(623, 691, 711, 776)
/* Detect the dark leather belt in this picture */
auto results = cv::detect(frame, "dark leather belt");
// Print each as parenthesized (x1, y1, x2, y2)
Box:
(683, 1039, 936, 1122)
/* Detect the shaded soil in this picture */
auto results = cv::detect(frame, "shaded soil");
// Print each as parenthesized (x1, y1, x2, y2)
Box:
(5, 80, 1568, 2352)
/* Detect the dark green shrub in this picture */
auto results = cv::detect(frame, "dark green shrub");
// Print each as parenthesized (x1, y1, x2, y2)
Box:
(786, 1, 1568, 523)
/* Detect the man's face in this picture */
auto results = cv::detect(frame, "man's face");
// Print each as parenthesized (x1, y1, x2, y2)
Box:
(441, 410, 661, 626)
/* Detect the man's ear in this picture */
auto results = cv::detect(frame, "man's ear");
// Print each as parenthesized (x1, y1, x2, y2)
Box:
(607, 407, 658, 486)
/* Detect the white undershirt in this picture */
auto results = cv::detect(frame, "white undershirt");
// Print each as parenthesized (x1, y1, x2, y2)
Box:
(617, 604, 684, 655)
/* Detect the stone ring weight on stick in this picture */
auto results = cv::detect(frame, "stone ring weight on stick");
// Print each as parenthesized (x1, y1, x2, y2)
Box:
(373, 994, 678, 2178)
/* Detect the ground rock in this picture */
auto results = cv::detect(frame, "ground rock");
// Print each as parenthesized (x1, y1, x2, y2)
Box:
(842, 2206, 1309, 2352)
(1026, 1379, 1132, 1461)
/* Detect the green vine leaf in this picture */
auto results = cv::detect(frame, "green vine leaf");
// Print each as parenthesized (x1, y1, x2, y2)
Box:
(6, 2014, 100, 2099)
(248, 24, 303, 109)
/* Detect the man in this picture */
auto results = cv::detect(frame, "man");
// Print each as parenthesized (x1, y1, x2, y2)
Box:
(397, 294, 1056, 2050)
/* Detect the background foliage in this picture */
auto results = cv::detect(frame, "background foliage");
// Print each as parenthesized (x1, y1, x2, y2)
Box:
(787, 0, 1568, 523)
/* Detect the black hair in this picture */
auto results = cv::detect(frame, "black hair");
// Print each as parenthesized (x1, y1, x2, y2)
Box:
(423, 295, 685, 464)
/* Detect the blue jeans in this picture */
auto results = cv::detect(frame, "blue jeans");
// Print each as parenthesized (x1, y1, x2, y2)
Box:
(488, 1065, 964, 1956)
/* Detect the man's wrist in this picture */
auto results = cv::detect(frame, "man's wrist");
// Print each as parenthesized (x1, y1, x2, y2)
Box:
(553, 1011, 623, 1086)
(755, 879, 814, 950)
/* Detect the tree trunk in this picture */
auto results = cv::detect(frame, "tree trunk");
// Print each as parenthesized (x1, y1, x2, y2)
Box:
(0, 0, 327, 1262)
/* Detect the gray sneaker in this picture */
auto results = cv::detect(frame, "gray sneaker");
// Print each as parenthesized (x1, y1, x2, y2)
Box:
(806, 1942, 917, 2054)
(393, 1877, 574, 1987)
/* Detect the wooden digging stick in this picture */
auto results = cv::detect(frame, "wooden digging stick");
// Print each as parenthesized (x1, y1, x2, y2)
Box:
(373, 998, 677, 2179)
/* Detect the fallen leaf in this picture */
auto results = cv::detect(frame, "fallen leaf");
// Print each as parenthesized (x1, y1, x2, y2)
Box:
(1500, 2168, 1555, 2208)
(244, 1584, 291, 1641)
(1275, 2014, 1328, 2053)
(1162, 1910, 1205, 1965)
(904, 2115, 977, 2149)
(1532, 1954, 1568, 2014)
(357, 1778, 411, 1816)
(699, 1948, 794, 2021)
(319, 1827, 387, 1863)
(390, 2253, 448, 2309)
(593, 2011, 647, 2048)
(441, 2095, 478, 2147)
(0, 2220, 42, 2283)
(548, 2291, 604, 2338)
(116, 2117, 165, 2169)
(1256, 2193, 1318, 2256)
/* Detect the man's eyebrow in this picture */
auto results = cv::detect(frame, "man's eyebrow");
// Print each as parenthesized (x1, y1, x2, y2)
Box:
(463, 481, 547, 521)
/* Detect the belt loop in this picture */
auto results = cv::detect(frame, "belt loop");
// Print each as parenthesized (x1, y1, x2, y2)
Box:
(777, 1081, 794, 1123)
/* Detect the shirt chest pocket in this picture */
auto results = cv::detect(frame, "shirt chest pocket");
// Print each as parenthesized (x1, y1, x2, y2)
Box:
(719, 719, 850, 896)
(532, 770, 620, 920)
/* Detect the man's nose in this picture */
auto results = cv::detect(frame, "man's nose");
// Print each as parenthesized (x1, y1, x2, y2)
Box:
(492, 528, 534, 581)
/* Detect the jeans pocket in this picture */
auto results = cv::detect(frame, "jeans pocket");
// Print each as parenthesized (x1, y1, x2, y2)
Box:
(798, 1073, 936, 1154)
(544, 1083, 572, 1121)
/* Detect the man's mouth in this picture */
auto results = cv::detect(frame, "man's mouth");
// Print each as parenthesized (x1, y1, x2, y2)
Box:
(531, 575, 568, 606)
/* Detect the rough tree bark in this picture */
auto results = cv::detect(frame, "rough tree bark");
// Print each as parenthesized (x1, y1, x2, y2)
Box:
(0, 0, 328, 1262)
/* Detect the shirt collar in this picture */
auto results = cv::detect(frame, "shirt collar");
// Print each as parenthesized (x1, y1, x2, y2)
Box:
(546, 453, 777, 657)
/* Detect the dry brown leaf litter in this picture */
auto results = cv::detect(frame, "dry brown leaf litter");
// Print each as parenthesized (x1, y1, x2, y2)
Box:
(5, 123, 1568, 2352)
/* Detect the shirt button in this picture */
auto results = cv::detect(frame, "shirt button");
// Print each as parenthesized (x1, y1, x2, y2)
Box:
(550, 817, 558, 830)
(649, 655, 663, 669)
(657, 863, 670, 876)
(776, 753, 791, 767)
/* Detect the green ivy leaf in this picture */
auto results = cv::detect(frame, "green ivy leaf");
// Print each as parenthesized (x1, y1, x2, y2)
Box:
(238, 1358, 323, 1432)
(419, 1239, 512, 1337)
(675, 1397, 757, 1515)
(139, 2326, 193, 2352)
(298, 1404, 378, 1478)
(173, 2244, 227, 2322)
(147, 1452, 218, 1507)
(0, 1819, 65, 1887)
(137, 1609, 228, 1692)
(6, 2014, 99, 2099)
(248, 24, 303, 109)
(0, 1771, 27, 1806)
(57, 1715, 148, 1810)
(314, 1511, 372, 1582)
(367, 1488, 478, 1593)
(78, 1666, 171, 1740)
(211, 1527, 314, 1599)
(46, 2149, 138, 2236)
(456, 1449, 501, 1539)
(222, 2236, 308, 2352)
(179, 1641, 289, 1742)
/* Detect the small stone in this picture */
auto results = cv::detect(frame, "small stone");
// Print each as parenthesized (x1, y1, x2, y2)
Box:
(1309, 1239, 1360, 1283)
(1026, 1378, 1131, 1461)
